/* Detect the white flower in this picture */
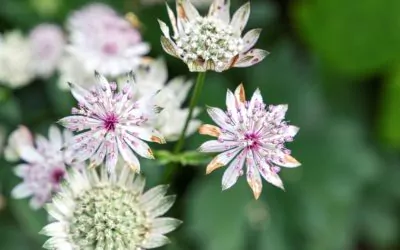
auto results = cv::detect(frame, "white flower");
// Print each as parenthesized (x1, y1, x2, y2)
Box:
(59, 72, 165, 173)
(142, 0, 212, 8)
(66, 3, 150, 77)
(198, 84, 301, 199)
(0, 31, 35, 88)
(9, 126, 79, 209)
(159, 0, 268, 72)
(29, 23, 65, 78)
(133, 58, 201, 141)
(3, 125, 33, 162)
(40, 166, 181, 249)
(57, 53, 96, 91)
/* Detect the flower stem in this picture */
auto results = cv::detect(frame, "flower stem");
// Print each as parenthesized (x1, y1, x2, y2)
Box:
(173, 71, 206, 154)
(162, 72, 206, 182)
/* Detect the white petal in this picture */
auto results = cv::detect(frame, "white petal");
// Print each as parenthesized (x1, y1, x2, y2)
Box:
(198, 140, 238, 153)
(234, 49, 269, 68)
(161, 36, 179, 58)
(166, 3, 178, 36)
(116, 136, 140, 172)
(272, 152, 301, 168)
(208, 0, 231, 23)
(148, 195, 176, 217)
(206, 146, 242, 174)
(206, 106, 232, 130)
(131, 175, 146, 194)
(246, 152, 263, 199)
(140, 234, 171, 248)
(177, 0, 200, 21)
(258, 159, 284, 189)
(140, 185, 169, 207)
(230, 2, 251, 34)
(40, 222, 68, 237)
(11, 183, 33, 198)
(19, 145, 44, 162)
(151, 218, 182, 235)
(286, 125, 299, 137)
(248, 88, 263, 113)
(124, 133, 154, 159)
(49, 125, 63, 150)
(105, 137, 118, 173)
(222, 150, 246, 190)
(13, 164, 29, 177)
(241, 28, 262, 52)
(158, 19, 171, 39)
(67, 81, 91, 107)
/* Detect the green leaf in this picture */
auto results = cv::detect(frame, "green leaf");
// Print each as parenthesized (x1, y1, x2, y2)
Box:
(293, 0, 400, 76)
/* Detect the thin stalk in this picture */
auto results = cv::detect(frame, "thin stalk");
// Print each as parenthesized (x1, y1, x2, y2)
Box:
(162, 72, 206, 182)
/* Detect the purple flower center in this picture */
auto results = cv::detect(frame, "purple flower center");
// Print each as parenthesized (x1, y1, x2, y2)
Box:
(102, 42, 119, 55)
(244, 132, 260, 150)
(51, 168, 65, 184)
(103, 113, 118, 131)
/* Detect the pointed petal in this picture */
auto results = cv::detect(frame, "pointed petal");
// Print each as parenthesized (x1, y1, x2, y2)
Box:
(19, 145, 44, 162)
(286, 125, 299, 137)
(49, 125, 63, 150)
(198, 140, 238, 153)
(141, 234, 171, 248)
(67, 81, 91, 107)
(116, 136, 140, 172)
(11, 183, 33, 198)
(40, 222, 68, 237)
(246, 152, 263, 199)
(14, 164, 29, 177)
(166, 3, 178, 36)
(234, 83, 246, 103)
(161, 36, 179, 58)
(177, 0, 200, 22)
(140, 185, 169, 207)
(248, 88, 263, 113)
(206, 106, 232, 130)
(273, 152, 301, 168)
(242, 28, 262, 52)
(198, 124, 221, 137)
(158, 19, 171, 39)
(208, 0, 231, 23)
(151, 218, 182, 234)
(230, 2, 251, 34)
(105, 137, 118, 173)
(206, 147, 242, 174)
(222, 150, 246, 190)
(258, 159, 284, 190)
(234, 49, 269, 68)
(148, 195, 176, 217)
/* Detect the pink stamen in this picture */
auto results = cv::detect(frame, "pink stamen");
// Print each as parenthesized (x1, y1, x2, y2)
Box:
(103, 113, 118, 131)
(51, 168, 65, 184)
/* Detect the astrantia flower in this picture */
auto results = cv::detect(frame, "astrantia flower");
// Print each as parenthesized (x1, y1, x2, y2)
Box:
(40, 167, 181, 249)
(198, 84, 301, 199)
(59, 72, 165, 173)
(133, 58, 201, 141)
(29, 23, 65, 78)
(143, 0, 212, 9)
(66, 3, 150, 77)
(159, 0, 268, 72)
(9, 126, 78, 209)
(0, 31, 35, 88)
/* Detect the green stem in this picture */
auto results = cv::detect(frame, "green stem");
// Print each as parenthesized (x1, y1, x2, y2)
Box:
(173, 72, 206, 153)
(162, 72, 206, 182)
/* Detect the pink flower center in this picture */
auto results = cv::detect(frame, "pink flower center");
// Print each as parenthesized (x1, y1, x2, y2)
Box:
(51, 168, 65, 184)
(244, 132, 260, 150)
(103, 113, 118, 131)
(102, 42, 119, 55)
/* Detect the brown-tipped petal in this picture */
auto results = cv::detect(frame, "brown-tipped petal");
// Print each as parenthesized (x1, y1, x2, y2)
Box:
(206, 157, 225, 174)
(160, 36, 179, 58)
(281, 154, 301, 168)
(248, 178, 262, 200)
(234, 49, 269, 68)
(166, 3, 178, 36)
(125, 12, 142, 28)
(234, 83, 246, 103)
(208, 0, 231, 23)
(147, 149, 155, 159)
(151, 136, 166, 144)
(128, 164, 140, 173)
(89, 161, 98, 169)
(198, 124, 221, 137)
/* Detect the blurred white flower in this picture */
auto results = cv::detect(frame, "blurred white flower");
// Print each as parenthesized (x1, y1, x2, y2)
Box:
(59, 72, 165, 173)
(0, 31, 35, 88)
(159, 0, 268, 72)
(57, 53, 96, 91)
(9, 126, 80, 209)
(134, 58, 201, 141)
(3, 125, 33, 162)
(40, 166, 181, 249)
(29, 23, 65, 78)
(198, 84, 300, 199)
(142, 0, 212, 8)
(66, 3, 150, 77)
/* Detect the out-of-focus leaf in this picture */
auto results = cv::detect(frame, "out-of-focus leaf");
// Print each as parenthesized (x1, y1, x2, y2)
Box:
(185, 173, 252, 250)
(293, 0, 400, 76)
(154, 150, 211, 166)
(8, 199, 47, 245)
(45, 79, 75, 117)
(0, 95, 21, 125)
(378, 66, 400, 148)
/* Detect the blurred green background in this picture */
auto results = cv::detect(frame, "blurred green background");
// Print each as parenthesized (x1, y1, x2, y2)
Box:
(1, 0, 400, 249)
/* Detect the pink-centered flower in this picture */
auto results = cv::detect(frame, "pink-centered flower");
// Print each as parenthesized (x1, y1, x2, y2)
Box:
(58, 72, 165, 173)
(66, 3, 149, 77)
(9, 126, 77, 209)
(198, 84, 301, 199)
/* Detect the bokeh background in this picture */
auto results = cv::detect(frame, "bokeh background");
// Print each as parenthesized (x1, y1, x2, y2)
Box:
(1, 0, 400, 249)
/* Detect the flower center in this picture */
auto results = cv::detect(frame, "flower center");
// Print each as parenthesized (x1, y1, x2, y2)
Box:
(103, 113, 118, 131)
(244, 132, 260, 150)
(70, 186, 149, 249)
(102, 42, 119, 55)
(175, 17, 243, 67)
(50, 168, 65, 184)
